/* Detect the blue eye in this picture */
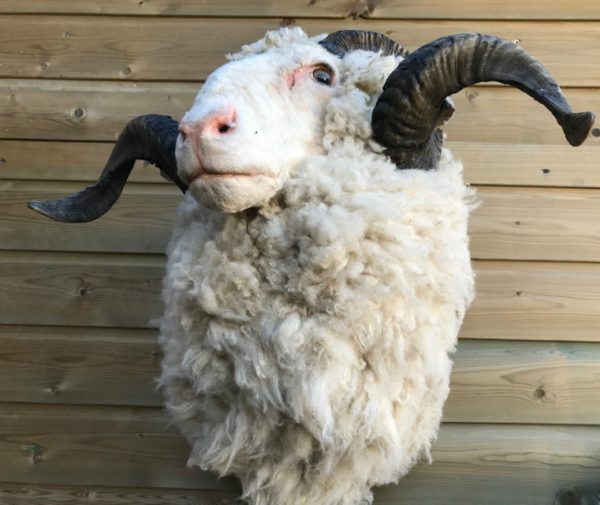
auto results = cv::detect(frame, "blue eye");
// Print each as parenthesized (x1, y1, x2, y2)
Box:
(313, 66, 334, 86)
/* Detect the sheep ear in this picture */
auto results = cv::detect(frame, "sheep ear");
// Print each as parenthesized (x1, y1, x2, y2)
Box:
(28, 114, 187, 223)
(436, 98, 455, 126)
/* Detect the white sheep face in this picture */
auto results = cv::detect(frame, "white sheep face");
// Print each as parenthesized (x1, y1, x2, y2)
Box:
(176, 41, 342, 213)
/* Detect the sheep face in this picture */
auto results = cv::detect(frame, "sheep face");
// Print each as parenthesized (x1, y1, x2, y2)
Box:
(176, 42, 342, 213)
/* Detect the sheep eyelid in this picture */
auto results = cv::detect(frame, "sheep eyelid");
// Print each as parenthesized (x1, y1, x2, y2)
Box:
(311, 64, 335, 86)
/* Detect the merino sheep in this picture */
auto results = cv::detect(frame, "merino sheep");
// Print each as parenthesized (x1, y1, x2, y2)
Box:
(29, 27, 594, 505)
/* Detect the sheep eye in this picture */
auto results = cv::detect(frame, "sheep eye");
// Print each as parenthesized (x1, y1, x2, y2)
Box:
(312, 66, 334, 86)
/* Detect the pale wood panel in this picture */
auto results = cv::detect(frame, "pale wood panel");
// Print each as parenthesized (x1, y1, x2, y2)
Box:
(0, 404, 236, 490)
(445, 340, 600, 424)
(0, 181, 179, 254)
(6, 182, 600, 263)
(0, 0, 599, 20)
(1, 253, 600, 341)
(0, 326, 161, 406)
(2, 80, 598, 146)
(462, 261, 600, 342)
(376, 424, 600, 505)
(0, 483, 237, 505)
(1, 404, 599, 503)
(471, 186, 600, 262)
(0, 141, 167, 183)
(455, 142, 600, 188)
(1, 17, 600, 86)
(0, 80, 194, 142)
(0, 252, 164, 328)
(2, 327, 599, 425)
(4, 140, 600, 189)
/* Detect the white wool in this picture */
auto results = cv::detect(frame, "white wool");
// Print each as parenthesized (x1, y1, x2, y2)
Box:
(159, 27, 476, 505)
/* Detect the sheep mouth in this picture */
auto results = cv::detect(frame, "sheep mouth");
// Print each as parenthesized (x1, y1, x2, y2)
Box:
(188, 170, 274, 184)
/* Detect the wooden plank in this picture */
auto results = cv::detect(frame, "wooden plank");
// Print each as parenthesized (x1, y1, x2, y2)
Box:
(455, 141, 600, 188)
(1, 17, 600, 85)
(0, 404, 237, 490)
(0, 482, 237, 505)
(2, 327, 599, 425)
(3, 139, 600, 189)
(3, 140, 600, 189)
(0, 326, 162, 407)
(445, 340, 600, 424)
(462, 261, 600, 342)
(0, 141, 167, 184)
(0, 252, 164, 329)
(6, 182, 600, 263)
(1, 404, 599, 503)
(470, 186, 600, 262)
(1, 252, 600, 341)
(376, 424, 600, 505)
(0, 80, 195, 142)
(0, 0, 598, 20)
(0, 253, 599, 340)
(0, 180, 179, 254)
(2, 79, 598, 145)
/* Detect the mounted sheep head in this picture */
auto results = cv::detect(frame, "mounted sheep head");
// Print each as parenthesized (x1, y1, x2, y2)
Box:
(26, 27, 596, 505)
(29, 29, 594, 222)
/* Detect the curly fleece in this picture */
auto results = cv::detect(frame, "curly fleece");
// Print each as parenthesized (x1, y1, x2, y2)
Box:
(158, 27, 476, 505)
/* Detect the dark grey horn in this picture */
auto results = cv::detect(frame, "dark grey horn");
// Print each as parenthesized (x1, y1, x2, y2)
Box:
(319, 30, 408, 58)
(372, 32, 596, 169)
(28, 114, 187, 223)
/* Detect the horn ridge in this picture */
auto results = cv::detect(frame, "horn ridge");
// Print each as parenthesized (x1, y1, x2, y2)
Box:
(319, 30, 408, 58)
(372, 33, 595, 168)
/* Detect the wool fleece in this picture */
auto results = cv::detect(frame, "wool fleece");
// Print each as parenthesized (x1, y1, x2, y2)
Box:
(158, 28, 476, 505)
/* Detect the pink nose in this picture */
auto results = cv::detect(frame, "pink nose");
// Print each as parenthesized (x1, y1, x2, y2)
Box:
(179, 107, 237, 140)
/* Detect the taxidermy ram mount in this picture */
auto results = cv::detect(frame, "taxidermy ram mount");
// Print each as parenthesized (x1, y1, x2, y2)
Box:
(28, 29, 595, 505)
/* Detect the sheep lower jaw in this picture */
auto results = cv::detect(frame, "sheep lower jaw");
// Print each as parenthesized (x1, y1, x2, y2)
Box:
(188, 171, 282, 213)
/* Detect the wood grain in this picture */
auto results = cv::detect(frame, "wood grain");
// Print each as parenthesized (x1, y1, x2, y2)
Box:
(2, 79, 598, 146)
(471, 186, 600, 262)
(0, 326, 162, 407)
(6, 181, 600, 263)
(455, 142, 600, 188)
(0, 482, 237, 505)
(1, 253, 600, 342)
(0, 141, 167, 184)
(0, 0, 598, 20)
(377, 424, 600, 505)
(2, 326, 599, 425)
(0, 404, 237, 490)
(4, 140, 600, 189)
(445, 340, 600, 424)
(1, 17, 600, 85)
(462, 261, 600, 342)
(0, 252, 164, 328)
(1, 404, 599, 503)
(0, 251, 600, 342)
(0, 181, 179, 254)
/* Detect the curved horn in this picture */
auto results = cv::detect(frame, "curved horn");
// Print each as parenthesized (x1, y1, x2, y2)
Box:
(319, 30, 408, 58)
(372, 33, 596, 168)
(28, 114, 187, 223)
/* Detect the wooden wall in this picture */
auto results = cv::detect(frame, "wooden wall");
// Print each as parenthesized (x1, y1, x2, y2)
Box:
(1, 1, 600, 503)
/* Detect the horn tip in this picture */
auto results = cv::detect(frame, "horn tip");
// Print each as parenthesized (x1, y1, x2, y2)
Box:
(28, 199, 88, 223)
(562, 111, 595, 146)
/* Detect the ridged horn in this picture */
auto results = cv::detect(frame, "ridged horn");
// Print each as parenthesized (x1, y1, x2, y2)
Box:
(28, 114, 187, 223)
(319, 30, 408, 58)
(372, 33, 595, 169)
